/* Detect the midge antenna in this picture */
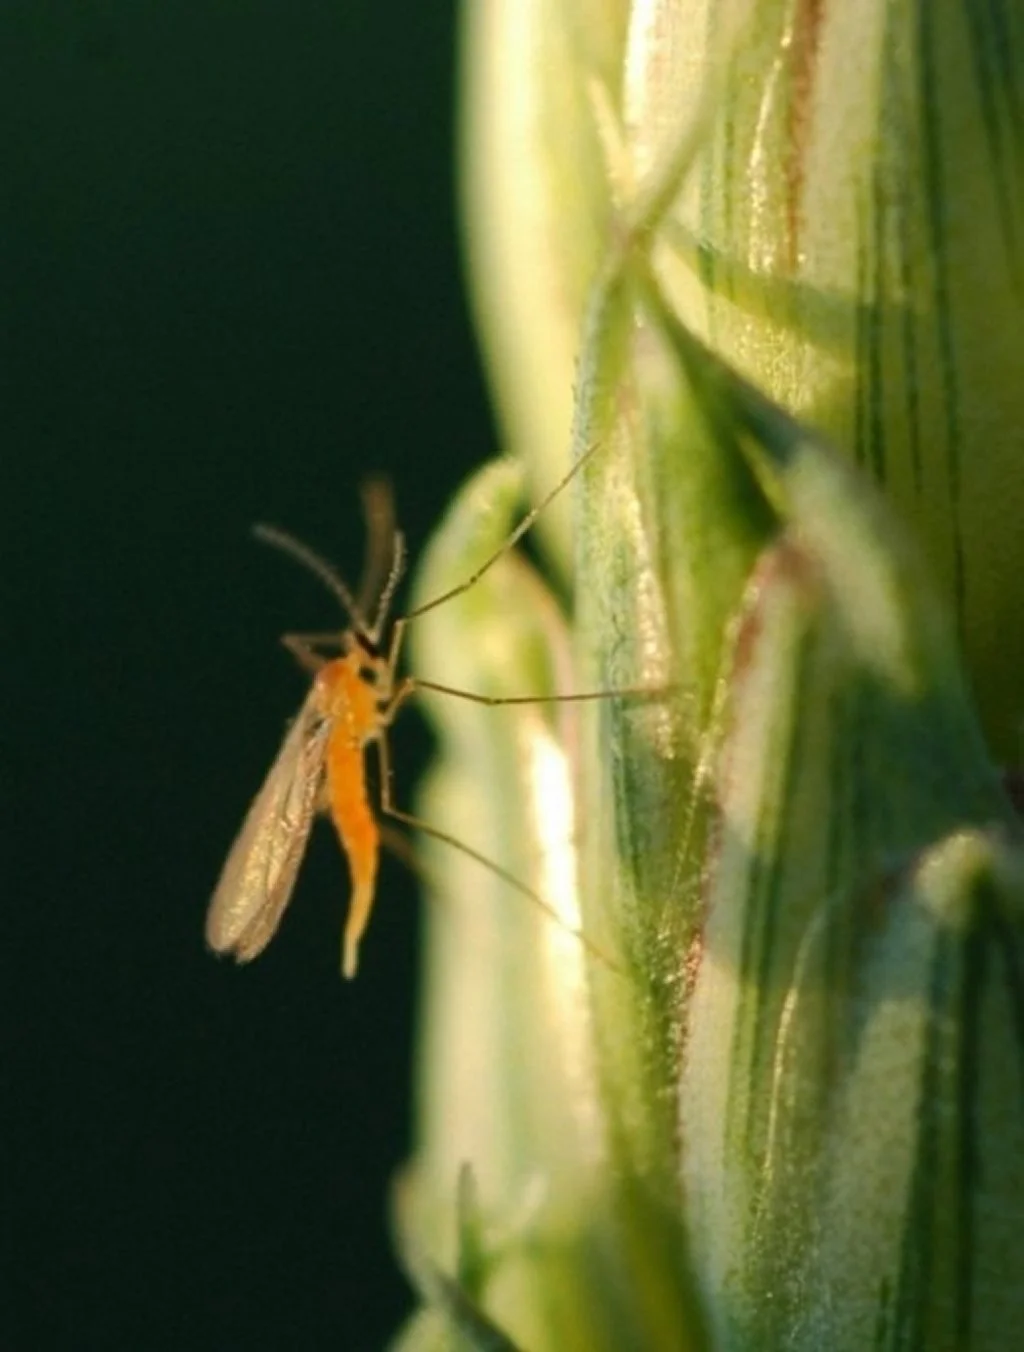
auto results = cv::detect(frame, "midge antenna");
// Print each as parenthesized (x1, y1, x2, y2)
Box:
(356, 477, 407, 638)
(252, 523, 374, 639)
(208, 440, 631, 977)
(252, 492, 406, 650)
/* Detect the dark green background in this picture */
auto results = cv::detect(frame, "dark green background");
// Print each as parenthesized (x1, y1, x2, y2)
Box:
(7, 3, 492, 1347)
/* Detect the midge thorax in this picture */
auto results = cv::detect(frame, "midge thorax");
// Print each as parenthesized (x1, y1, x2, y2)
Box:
(206, 447, 623, 979)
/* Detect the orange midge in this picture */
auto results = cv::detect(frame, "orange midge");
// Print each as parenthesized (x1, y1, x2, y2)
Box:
(205, 478, 416, 979)
(206, 448, 617, 979)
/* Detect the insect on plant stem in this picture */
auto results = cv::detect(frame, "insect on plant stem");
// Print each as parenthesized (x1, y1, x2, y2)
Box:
(205, 442, 626, 979)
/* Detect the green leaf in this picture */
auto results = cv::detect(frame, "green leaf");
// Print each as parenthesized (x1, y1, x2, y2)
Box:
(664, 324, 1019, 1348)
(459, 0, 631, 576)
(402, 461, 706, 1350)
(632, 0, 1024, 755)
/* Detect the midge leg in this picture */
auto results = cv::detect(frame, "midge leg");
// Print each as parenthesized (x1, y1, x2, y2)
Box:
(378, 673, 417, 727)
(373, 732, 623, 973)
(397, 439, 606, 627)
(373, 442, 609, 691)
(382, 619, 659, 712)
(380, 441, 662, 713)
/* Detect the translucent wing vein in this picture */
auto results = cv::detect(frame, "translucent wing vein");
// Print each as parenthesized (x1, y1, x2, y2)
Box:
(206, 689, 330, 961)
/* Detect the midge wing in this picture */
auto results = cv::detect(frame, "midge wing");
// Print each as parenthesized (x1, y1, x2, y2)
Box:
(206, 688, 330, 963)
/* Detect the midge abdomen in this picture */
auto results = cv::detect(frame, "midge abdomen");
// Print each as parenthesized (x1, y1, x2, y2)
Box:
(319, 667, 381, 978)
